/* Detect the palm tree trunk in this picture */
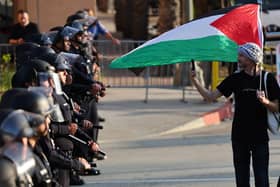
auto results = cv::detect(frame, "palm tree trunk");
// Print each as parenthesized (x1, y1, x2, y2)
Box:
(157, 0, 176, 34)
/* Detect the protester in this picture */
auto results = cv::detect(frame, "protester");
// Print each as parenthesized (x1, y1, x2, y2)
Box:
(191, 42, 280, 187)
(8, 10, 39, 45)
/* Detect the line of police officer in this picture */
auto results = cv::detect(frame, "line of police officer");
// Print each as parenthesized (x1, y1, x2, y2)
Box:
(0, 12, 109, 187)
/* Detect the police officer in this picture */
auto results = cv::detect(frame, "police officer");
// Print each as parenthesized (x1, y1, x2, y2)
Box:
(10, 60, 90, 186)
(11, 91, 55, 187)
(0, 109, 46, 187)
(58, 52, 106, 148)
(39, 51, 103, 179)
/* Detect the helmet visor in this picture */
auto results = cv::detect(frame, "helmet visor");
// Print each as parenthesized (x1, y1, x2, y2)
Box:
(49, 72, 63, 95)
(2, 142, 36, 175)
(37, 72, 51, 87)
(0, 110, 34, 138)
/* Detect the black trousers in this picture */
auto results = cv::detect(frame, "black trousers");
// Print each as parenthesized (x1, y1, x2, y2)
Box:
(57, 151, 72, 187)
(86, 99, 100, 142)
(232, 141, 269, 187)
(57, 169, 69, 187)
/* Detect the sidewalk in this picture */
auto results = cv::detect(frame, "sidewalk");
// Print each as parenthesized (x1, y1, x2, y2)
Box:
(97, 87, 232, 142)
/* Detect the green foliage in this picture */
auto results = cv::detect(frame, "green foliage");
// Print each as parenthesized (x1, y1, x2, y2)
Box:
(2, 53, 11, 64)
(0, 53, 15, 94)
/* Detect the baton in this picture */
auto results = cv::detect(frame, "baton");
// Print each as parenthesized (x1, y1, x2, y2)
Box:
(69, 134, 87, 145)
(68, 134, 107, 156)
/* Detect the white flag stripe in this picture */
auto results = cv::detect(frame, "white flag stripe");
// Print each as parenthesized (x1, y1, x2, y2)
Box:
(141, 14, 225, 49)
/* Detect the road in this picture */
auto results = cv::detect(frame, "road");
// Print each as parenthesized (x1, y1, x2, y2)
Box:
(81, 121, 280, 187)
(71, 88, 280, 187)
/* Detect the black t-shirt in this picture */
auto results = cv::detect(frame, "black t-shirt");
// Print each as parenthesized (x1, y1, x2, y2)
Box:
(9, 22, 39, 41)
(217, 70, 280, 143)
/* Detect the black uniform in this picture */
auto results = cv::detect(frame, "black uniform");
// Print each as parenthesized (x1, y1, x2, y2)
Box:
(0, 156, 18, 187)
(0, 143, 36, 187)
(32, 151, 53, 187)
(51, 93, 73, 151)
(9, 22, 39, 41)
(38, 135, 85, 173)
(51, 92, 74, 187)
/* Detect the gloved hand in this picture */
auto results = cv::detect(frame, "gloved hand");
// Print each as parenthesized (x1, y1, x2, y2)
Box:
(68, 123, 78, 135)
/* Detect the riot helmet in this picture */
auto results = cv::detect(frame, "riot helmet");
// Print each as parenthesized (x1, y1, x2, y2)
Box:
(11, 91, 54, 117)
(0, 88, 27, 109)
(0, 109, 45, 144)
(66, 14, 84, 25)
(71, 21, 84, 31)
(15, 42, 40, 70)
(75, 10, 89, 19)
(45, 30, 59, 44)
(12, 66, 37, 88)
(29, 59, 55, 72)
(30, 59, 55, 88)
(12, 59, 55, 88)
(28, 87, 65, 123)
(49, 26, 63, 32)
(25, 33, 52, 46)
(40, 34, 53, 46)
(73, 16, 97, 28)
(33, 46, 56, 59)
(60, 26, 80, 40)
(39, 52, 71, 71)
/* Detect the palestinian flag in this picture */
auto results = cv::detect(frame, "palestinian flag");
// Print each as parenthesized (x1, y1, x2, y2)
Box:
(110, 4, 263, 69)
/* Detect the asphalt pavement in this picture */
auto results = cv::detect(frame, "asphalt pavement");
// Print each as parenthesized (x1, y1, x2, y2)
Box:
(78, 87, 280, 187)
(97, 87, 230, 142)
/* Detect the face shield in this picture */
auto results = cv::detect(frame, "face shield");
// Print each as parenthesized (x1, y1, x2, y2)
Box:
(27, 86, 64, 123)
(49, 72, 63, 95)
(0, 110, 34, 140)
(37, 71, 63, 95)
(49, 104, 65, 123)
(22, 111, 46, 130)
(37, 72, 51, 88)
(28, 86, 53, 98)
(2, 142, 36, 176)
(59, 52, 83, 65)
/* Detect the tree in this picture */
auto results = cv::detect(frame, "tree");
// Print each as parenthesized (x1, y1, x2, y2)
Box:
(157, 0, 176, 35)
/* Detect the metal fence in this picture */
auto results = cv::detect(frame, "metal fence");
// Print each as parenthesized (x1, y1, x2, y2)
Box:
(0, 41, 177, 89)
(1, 41, 277, 91)
(93, 40, 176, 88)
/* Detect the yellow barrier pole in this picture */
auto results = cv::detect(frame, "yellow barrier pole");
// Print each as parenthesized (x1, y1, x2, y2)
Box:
(211, 61, 219, 90)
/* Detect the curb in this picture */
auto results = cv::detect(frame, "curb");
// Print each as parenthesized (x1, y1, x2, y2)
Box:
(159, 101, 233, 136)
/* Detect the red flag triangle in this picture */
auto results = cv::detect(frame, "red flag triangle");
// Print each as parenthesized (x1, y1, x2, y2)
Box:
(211, 4, 262, 47)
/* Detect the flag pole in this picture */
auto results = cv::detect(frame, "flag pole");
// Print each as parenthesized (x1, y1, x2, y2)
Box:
(258, 0, 264, 91)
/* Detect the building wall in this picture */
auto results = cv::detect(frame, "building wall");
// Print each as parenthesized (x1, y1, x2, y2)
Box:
(13, 0, 96, 32)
